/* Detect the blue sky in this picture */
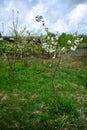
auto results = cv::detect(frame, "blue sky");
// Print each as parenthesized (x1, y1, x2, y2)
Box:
(0, 0, 87, 35)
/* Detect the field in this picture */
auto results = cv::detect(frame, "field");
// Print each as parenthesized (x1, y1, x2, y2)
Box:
(80, 42, 87, 47)
(0, 57, 87, 130)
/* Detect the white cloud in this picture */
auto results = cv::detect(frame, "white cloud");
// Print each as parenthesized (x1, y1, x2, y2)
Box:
(5, 1, 13, 11)
(0, 0, 87, 35)
(68, 4, 87, 25)
(47, 3, 87, 34)
(67, 4, 87, 33)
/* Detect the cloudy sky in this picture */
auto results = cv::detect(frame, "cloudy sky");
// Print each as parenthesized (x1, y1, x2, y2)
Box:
(0, 0, 87, 35)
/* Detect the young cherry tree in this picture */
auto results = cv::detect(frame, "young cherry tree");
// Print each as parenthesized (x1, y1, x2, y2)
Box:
(9, 10, 33, 68)
(35, 15, 83, 113)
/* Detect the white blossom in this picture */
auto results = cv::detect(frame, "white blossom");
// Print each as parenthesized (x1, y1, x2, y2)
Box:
(50, 45, 53, 48)
(61, 47, 66, 51)
(67, 40, 72, 45)
(51, 42, 54, 45)
(74, 39, 80, 45)
(61, 47, 67, 53)
(55, 35, 58, 40)
(80, 37, 83, 42)
(73, 33, 77, 37)
(47, 36, 50, 40)
(42, 42, 55, 53)
(42, 43, 47, 48)
(70, 45, 77, 51)
(49, 48, 55, 53)
(52, 54, 56, 59)
(51, 37, 54, 42)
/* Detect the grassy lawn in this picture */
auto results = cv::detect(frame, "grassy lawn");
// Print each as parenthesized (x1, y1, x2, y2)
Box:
(0, 57, 87, 129)
(80, 42, 87, 47)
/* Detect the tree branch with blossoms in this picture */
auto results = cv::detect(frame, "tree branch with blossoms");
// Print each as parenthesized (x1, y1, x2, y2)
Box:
(35, 15, 83, 113)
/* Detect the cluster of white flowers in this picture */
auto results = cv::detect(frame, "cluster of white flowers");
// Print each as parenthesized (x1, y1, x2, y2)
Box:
(42, 35, 83, 57)
(35, 15, 83, 56)
(42, 42, 55, 53)
(67, 37, 83, 51)
(58, 36, 83, 54)
(42, 35, 59, 54)
(74, 38, 83, 45)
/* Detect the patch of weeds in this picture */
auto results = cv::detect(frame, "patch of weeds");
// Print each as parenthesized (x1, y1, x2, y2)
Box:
(53, 118, 63, 129)
(58, 98, 78, 116)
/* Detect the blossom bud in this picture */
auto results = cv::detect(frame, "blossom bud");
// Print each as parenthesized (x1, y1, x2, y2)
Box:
(80, 37, 83, 42)
(51, 37, 54, 42)
(47, 36, 50, 40)
(67, 40, 71, 45)
(35, 15, 43, 22)
(61, 47, 66, 53)
(55, 35, 58, 40)
(52, 54, 56, 59)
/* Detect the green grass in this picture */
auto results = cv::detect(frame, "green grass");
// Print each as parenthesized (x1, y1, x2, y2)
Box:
(80, 42, 87, 47)
(0, 57, 87, 129)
